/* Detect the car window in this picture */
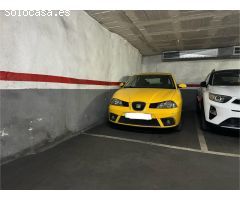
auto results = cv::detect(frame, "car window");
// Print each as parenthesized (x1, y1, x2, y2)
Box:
(211, 70, 240, 86)
(124, 75, 176, 89)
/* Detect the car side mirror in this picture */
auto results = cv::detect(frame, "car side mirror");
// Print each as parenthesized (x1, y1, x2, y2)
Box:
(119, 82, 125, 87)
(200, 81, 207, 87)
(178, 83, 187, 88)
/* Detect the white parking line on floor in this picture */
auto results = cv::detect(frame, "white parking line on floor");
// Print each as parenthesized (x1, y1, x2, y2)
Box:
(81, 132, 240, 158)
(195, 115, 208, 152)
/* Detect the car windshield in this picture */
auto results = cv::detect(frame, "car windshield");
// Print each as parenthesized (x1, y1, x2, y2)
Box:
(212, 70, 240, 86)
(124, 75, 176, 89)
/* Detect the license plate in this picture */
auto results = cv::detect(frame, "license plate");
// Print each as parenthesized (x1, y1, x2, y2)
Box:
(125, 113, 152, 120)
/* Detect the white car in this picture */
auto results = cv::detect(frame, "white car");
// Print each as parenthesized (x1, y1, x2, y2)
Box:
(197, 69, 240, 130)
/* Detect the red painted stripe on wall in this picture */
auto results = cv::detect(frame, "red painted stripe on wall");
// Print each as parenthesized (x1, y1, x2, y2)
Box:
(0, 71, 120, 86)
(0, 71, 200, 87)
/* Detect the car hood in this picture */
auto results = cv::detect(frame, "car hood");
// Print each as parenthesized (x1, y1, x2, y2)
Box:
(208, 86, 240, 98)
(113, 88, 178, 103)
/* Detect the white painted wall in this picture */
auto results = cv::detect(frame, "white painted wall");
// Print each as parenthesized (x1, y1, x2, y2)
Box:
(0, 11, 142, 162)
(142, 55, 240, 83)
(0, 11, 142, 89)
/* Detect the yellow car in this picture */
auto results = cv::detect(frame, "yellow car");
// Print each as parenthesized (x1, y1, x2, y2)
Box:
(108, 73, 187, 130)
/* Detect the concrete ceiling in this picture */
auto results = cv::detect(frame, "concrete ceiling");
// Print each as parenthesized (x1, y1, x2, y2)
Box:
(86, 10, 240, 56)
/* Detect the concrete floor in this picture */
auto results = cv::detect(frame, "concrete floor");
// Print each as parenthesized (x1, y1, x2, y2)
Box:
(1, 111, 239, 189)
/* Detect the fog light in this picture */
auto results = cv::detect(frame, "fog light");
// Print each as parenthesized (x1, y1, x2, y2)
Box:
(209, 106, 217, 120)
(161, 118, 175, 126)
(109, 113, 118, 122)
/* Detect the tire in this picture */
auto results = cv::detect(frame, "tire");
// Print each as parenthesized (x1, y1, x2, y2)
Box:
(174, 118, 183, 131)
(108, 121, 116, 128)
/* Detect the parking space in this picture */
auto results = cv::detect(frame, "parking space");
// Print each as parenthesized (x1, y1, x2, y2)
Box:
(86, 111, 240, 156)
(86, 112, 201, 149)
(1, 134, 239, 190)
(203, 129, 240, 155)
(1, 111, 239, 190)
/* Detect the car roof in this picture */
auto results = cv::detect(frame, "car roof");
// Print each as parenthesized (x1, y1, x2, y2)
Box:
(135, 72, 173, 76)
(214, 69, 240, 73)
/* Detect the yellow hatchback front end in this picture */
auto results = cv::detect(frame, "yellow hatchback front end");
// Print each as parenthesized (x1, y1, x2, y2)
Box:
(108, 73, 186, 129)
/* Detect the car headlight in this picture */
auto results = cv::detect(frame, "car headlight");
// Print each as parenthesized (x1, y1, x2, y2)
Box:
(150, 101, 177, 109)
(110, 98, 129, 107)
(209, 93, 232, 103)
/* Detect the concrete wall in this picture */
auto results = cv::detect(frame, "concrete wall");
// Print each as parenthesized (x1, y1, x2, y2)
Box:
(0, 11, 142, 162)
(142, 55, 240, 84)
(0, 11, 142, 87)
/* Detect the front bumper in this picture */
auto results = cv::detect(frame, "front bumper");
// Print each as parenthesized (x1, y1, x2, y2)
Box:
(108, 104, 182, 128)
(204, 99, 240, 129)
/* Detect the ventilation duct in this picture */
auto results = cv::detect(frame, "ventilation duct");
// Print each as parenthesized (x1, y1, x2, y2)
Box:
(162, 46, 240, 61)
(233, 46, 240, 55)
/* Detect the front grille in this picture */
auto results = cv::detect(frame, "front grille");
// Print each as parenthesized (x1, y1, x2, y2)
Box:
(232, 99, 240, 105)
(219, 118, 240, 128)
(119, 116, 160, 127)
(132, 102, 146, 111)
(149, 102, 159, 108)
